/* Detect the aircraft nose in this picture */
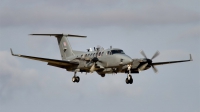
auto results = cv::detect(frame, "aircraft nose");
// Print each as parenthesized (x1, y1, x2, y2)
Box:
(120, 55, 132, 65)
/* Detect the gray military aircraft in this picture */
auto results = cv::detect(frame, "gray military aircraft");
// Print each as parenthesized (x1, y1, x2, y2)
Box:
(10, 34, 193, 84)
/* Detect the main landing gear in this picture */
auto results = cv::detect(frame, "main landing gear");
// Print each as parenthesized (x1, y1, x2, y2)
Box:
(72, 72, 80, 83)
(126, 65, 133, 84)
(126, 74, 133, 84)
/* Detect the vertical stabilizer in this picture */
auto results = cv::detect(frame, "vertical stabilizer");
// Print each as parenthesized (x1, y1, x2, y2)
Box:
(56, 35, 73, 59)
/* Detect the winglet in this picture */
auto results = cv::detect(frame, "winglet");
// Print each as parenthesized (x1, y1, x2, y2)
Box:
(10, 49, 20, 56)
(10, 48, 14, 56)
(190, 54, 193, 61)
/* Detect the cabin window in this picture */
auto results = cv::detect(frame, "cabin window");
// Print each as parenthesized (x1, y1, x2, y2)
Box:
(102, 52, 104, 56)
(107, 51, 112, 55)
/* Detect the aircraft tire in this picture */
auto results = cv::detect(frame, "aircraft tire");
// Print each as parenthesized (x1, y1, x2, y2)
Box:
(72, 76, 76, 83)
(101, 74, 105, 77)
(129, 78, 133, 84)
(76, 76, 80, 83)
(126, 78, 129, 84)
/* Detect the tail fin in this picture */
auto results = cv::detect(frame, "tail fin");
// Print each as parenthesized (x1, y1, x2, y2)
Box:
(30, 34, 86, 60)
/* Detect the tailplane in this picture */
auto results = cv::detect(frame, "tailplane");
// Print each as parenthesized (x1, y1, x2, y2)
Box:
(30, 34, 86, 60)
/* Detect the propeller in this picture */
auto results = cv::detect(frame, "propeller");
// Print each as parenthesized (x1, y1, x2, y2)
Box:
(76, 47, 102, 73)
(140, 51, 160, 73)
(89, 48, 102, 73)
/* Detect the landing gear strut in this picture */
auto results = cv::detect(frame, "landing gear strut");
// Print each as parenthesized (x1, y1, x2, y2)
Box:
(126, 65, 133, 84)
(72, 72, 80, 83)
(125, 74, 133, 84)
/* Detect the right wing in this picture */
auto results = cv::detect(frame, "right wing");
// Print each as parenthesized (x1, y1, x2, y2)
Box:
(152, 54, 193, 66)
(10, 49, 78, 69)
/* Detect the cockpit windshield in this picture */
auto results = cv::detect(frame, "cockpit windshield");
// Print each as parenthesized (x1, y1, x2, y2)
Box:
(111, 50, 125, 54)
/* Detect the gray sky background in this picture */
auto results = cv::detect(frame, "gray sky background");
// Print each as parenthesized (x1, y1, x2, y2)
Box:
(0, 0, 199, 112)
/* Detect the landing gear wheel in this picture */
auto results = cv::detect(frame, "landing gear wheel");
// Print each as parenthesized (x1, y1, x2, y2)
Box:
(76, 76, 80, 82)
(72, 76, 76, 83)
(126, 78, 129, 84)
(125, 74, 133, 84)
(72, 76, 80, 83)
(129, 78, 133, 84)
(101, 74, 105, 77)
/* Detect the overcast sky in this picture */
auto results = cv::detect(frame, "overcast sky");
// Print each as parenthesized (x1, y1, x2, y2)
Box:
(0, 0, 199, 112)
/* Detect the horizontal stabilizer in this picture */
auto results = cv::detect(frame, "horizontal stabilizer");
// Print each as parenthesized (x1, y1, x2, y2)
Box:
(30, 34, 87, 38)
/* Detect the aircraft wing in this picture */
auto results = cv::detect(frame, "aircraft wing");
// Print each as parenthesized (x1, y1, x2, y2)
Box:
(10, 49, 78, 68)
(152, 54, 192, 66)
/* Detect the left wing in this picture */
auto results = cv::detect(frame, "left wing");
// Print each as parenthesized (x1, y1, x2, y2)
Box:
(152, 54, 193, 66)
(10, 49, 78, 68)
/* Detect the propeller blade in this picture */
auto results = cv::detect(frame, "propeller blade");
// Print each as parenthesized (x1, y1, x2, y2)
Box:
(138, 63, 148, 71)
(141, 50, 147, 58)
(151, 51, 160, 60)
(152, 65, 158, 73)
(90, 63, 95, 73)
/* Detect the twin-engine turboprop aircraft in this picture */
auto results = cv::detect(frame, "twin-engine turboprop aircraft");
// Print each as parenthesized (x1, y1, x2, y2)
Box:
(10, 34, 193, 84)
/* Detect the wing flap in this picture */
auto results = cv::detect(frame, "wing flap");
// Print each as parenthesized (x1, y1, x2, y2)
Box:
(47, 63, 67, 69)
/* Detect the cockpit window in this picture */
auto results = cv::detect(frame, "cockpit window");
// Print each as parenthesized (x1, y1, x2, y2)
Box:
(107, 51, 109, 55)
(107, 51, 111, 55)
(111, 50, 125, 54)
